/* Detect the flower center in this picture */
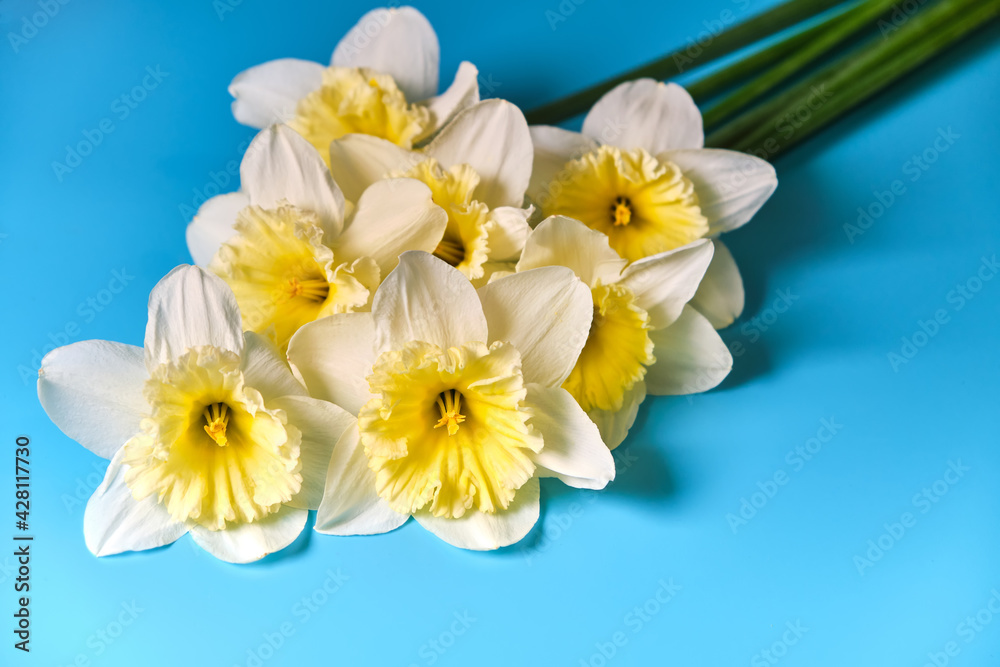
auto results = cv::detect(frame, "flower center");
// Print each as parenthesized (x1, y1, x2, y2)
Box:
(358, 341, 542, 518)
(611, 196, 633, 226)
(562, 284, 655, 412)
(122, 346, 302, 530)
(211, 204, 375, 351)
(433, 388, 466, 435)
(433, 238, 466, 267)
(393, 158, 491, 279)
(202, 402, 231, 446)
(543, 145, 709, 262)
(288, 66, 431, 165)
(284, 277, 330, 303)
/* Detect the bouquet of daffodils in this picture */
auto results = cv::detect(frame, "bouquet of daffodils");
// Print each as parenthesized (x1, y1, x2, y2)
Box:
(46, 2, 978, 562)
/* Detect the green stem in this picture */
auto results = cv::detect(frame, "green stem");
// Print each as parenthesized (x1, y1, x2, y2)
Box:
(705, 0, 919, 146)
(524, 0, 849, 125)
(717, 0, 1000, 157)
(700, 0, 899, 130)
(687, 1, 860, 105)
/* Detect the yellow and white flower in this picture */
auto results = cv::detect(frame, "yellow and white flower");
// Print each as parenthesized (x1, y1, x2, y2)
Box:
(185, 124, 448, 351)
(528, 79, 778, 328)
(229, 6, 479, 163)
(37, 266, 356, 563)
(286, 252, 615, 550)
(324, 99, 534, 285)
(513, 216, 732, 448)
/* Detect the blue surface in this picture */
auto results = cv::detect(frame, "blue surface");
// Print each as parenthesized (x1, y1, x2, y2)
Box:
(2, 0, 999, 665)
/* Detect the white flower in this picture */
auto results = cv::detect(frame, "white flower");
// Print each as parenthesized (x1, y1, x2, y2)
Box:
(185, 124, 447, 351)
(286, 252, 616, 550)
(325, 99, 534, 285)
(528, 79, 778, 328)
(511, 216, 731, 448)
(229, 6, 480, 164)
(37, 266, 356, 563)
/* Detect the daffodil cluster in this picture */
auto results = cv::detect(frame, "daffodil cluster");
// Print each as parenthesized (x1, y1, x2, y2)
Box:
(38, 6, 776, 561)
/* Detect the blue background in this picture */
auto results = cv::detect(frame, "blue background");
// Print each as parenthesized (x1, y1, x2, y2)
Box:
(1, 0, 998, 665)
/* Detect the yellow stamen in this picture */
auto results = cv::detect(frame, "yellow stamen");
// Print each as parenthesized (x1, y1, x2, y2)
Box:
(359, 341, 542, 518)
(202, 402, 230, 446)
(611, 196, 633, 226)
(284, 277, 330, 303)
(544, 145, 709, 262)
(122, 347, 302, 530)
(210, 204, 376, 352)
(434, 389, 466, 436)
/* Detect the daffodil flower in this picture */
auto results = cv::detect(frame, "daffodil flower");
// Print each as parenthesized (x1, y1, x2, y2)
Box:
(512, 216, 732, 449)
(286, 252, 616, 550)
(37, 266, 356, 563)
(229, 6, 480, 164)
(185, 124, 448, 351)
(528, 79, 778, 329)
(324, 99, 533, 285)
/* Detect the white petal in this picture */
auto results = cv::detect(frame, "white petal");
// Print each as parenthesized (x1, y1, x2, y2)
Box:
(690, 239, 745, 329)
(425, 99, 532, 209)
(646, 306, 732, 395)
(286, 313, 376, 415)
(272, 396, 356, 510)
(186, 192, 249, 267)
(189, 506, 308, 564)
(144, 266, 244, 369)
(485, 206, 532, 262)
(315, 427, 408, 535)
(618, 239, 714, 329)
(328, 134, 418, 203)
(241, 125, 345, 236)
(240, 332, 307, 403)
(583, 79, 704, 152)
(588, 381, 646, 450)
(421, 61, 480, 134)
(526, 126, 598, 206)
(84, 448, 188, 556)
(38, 341, 148, 459)
(517, 215, 626, 287)
(526, 384, 614, 489)
(414, 477, 539, 550)
(662, 148, 777, 235)
(332, 6, 439, 101)
(372, 251, 487, 353)
(229, 58, 324, 128)
(335, 178, 447, 275)
(477, 266, 591, 387)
